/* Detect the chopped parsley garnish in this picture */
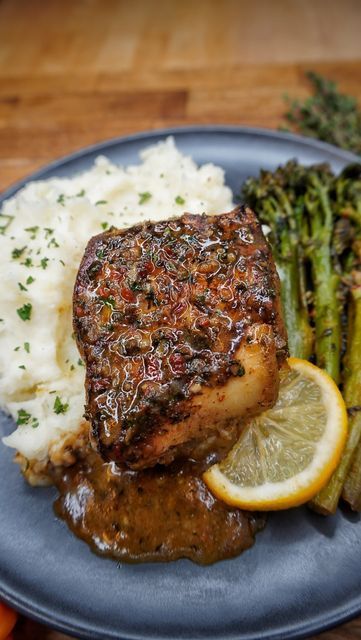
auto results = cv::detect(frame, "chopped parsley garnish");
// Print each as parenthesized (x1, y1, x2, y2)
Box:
(138, 192, 152, 205)
(101, 296, 116, 310)
(76, 189, 85, 197)
(53, 396, 69, 415)
(44, 228, 54, 238)
(16, 409, 38, 428)
(130, 281, 143, 292)
(26, 276, 35, 285)
(0, 214, 14, 235)
(57, 194, 66, 206)
(48, 237, 59, 248)
(22, 257, 33, 268)
(18, 365, 26, 370)
(96, 248, 105, 259)
(230, 360, 245, 377)
(101, 222, 109, 230)
(18, 282, 28, 292)
(14, 346, 20, 351)
(0, 318, 3, 322)
(70, 364, 75, 371)
(12, 246, 27, 260)
(17, 303, 32, 321)
(175, 195, 185, 205)
(40, 257, 49, 269)
(24, 342, 30, 353)
(196, 293, 207, 305)
(25, 225, 39, 239)
(78, 358, 85, 367)
(59, 259, 66, 266)
(95, 200, 108, 206)
(17, 409, 30, 424)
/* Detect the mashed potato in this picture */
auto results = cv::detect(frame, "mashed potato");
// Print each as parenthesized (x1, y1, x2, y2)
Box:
(0, 137, 233, 469)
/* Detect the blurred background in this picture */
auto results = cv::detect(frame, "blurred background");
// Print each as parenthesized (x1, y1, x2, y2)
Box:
(0, 0, 360, 638)
(0, 0, 360, 191)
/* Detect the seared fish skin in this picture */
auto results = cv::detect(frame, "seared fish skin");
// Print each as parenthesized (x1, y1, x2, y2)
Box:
(74, 206, 287, 469)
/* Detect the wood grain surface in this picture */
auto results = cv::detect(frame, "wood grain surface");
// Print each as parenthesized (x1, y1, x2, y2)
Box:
(1, 0, 360, 639)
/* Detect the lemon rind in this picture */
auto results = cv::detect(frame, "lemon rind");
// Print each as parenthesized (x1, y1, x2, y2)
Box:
(203, 358, 348, 511)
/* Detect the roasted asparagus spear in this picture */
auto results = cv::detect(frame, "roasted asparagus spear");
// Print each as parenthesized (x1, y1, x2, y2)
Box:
(244, 161, 361, 514)
(302, 167, 342, 383)
(307, 163, 361, 513)
(242, 163, 313, 360)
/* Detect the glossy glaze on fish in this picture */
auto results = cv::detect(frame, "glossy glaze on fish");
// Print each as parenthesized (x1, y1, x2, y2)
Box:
(73, 206, 287, 469)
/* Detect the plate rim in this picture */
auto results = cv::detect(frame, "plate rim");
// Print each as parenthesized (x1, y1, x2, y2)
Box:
(1, 124, 359, 200)
(1, 124, 360, 640)
(1, 584, 361, 640)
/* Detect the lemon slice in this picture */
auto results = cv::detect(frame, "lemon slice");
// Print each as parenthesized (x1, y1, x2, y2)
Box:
(204, 358, 348, 510)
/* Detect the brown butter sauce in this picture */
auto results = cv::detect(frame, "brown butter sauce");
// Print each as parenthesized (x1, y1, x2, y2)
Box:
(53, 448, 266, 564)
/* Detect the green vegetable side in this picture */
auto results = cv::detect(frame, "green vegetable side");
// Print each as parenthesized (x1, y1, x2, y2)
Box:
(242, 161, 361, 515)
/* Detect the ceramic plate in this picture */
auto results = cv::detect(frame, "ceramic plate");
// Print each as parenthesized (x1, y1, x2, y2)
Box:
(1, 126, 360, 640)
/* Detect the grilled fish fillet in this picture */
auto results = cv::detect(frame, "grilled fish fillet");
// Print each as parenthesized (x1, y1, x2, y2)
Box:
(74, 206, 287, 469)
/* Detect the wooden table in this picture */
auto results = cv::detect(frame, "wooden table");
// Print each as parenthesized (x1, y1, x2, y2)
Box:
(1, 1, 360, 638)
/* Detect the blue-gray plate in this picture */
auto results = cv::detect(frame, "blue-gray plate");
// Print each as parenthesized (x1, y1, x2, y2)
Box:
(0, 126, 360, 640)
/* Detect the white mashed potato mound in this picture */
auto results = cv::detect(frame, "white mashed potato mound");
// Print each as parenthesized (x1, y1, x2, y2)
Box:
(0, 137, 233, 464)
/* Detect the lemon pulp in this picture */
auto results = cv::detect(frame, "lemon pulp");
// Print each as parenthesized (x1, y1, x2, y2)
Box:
(203, 358, 348, 510)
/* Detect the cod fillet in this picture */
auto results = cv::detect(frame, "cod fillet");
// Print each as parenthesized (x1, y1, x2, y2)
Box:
(73, 206, 287, 469)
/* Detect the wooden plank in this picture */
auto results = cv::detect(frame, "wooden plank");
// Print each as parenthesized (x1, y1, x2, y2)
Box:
(1, 0, 361, 74)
